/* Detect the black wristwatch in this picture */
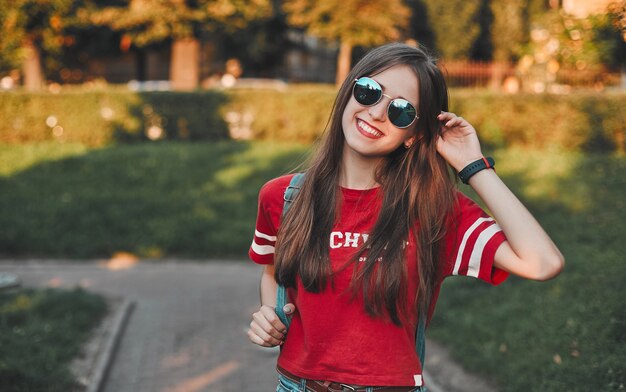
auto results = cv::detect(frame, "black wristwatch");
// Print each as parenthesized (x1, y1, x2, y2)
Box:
(458, 157, 495, 184)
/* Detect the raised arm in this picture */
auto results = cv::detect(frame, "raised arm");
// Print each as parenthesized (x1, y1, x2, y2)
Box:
(436, 111, 564, 281)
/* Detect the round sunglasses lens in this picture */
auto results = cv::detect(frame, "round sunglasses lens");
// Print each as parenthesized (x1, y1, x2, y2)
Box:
(354, 78, 382, 105)
(388, 99, 417, 128)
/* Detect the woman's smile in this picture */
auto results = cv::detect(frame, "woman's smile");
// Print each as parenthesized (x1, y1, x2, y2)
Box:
(356, 118, 384, 139)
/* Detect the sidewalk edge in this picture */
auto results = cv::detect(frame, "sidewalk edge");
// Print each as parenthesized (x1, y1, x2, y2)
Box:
(422, 370, 444, 392)
(87, 299, 135, 392)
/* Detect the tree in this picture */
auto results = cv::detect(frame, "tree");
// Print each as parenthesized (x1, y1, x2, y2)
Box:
(0, 0, 98, 90)
(91, 0, 273, 90)
(528, 5, 626, 73)
(421, 0, 481, 59)
(218, 0, 290, 78)
(283, 0, 411, 85)
(593, 1, 626, 70)
(484, 0, 529, 88)
(406, 0, 435, 52)
(469, 0, 494, 61)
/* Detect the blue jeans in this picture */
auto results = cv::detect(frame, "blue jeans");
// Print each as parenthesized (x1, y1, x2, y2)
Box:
(275, 374, 427, 392)
(276, 374, 306, 392)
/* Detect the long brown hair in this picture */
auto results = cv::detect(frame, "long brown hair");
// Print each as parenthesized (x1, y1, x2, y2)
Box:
(274, 42, 456, 325)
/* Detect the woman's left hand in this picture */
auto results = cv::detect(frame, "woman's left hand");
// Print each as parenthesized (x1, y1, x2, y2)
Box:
(436, 111, 483, 172)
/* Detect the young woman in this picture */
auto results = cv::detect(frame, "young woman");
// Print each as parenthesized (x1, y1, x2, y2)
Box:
(247, 43, 564, 392)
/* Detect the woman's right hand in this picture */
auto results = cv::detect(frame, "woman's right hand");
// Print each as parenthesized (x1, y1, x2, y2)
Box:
(247, 303, 295, 347)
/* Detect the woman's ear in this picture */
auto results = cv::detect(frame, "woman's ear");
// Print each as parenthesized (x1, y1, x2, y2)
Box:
(404, 135, 416, 149)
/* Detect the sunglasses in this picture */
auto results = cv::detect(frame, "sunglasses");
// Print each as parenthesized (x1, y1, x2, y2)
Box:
(352, 77, 419, 128)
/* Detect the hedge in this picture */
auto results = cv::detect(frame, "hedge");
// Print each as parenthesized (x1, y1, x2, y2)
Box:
(0, 90, 229, 146)
(451, 90, 625, 152)
(0, 87, 623, 152)
(224, 88, 625, 152)
(223, 88, 336, 142)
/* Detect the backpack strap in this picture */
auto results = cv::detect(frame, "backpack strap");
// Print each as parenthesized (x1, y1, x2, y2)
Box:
(416, 312, 427, 366)
(275, 172, 427, 369)
(275, 173, 306, 329)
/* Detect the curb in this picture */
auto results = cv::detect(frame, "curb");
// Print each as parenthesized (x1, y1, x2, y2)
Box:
(422, 339, 499, 392)
(87, 299, 135, 392)
(422, 370, 444, 392)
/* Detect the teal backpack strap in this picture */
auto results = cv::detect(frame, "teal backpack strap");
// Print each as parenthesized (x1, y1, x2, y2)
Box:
(276, 285, 290, 329)
(415, 307, 430, 391)
(275, 173, 305, 330)
(415, 312, 427, 366)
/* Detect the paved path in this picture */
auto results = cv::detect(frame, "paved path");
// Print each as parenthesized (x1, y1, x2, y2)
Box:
(0, 260, 497, 392)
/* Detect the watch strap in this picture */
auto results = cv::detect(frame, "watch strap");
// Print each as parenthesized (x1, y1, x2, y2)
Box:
(458, 157, 495, 184)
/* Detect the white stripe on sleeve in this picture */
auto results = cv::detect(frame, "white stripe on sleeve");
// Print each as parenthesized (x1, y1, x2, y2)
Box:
(251, 240, 275, 256)
(466, 223, 502, 277)
(255, 230, 277, 242)
(453, 217, 494, 275)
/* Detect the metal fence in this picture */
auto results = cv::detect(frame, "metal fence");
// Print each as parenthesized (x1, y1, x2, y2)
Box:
(438, 60, 621, 90)
(439, 60, 515, 88)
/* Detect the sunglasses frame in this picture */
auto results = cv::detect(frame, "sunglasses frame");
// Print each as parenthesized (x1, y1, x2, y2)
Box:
(352, 77, 419, 129)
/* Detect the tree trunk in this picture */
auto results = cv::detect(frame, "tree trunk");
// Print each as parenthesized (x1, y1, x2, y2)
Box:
(22, 37, 44, 91)
(170, 38, 199, 90)
(136, 49, 147, 81)
(335, 41, 353, 86)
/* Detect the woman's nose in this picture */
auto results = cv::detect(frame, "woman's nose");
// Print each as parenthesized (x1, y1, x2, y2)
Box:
(368, 98, 388, 122)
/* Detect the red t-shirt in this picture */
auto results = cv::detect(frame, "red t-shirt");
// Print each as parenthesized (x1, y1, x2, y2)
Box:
(249, 174, 508, 387)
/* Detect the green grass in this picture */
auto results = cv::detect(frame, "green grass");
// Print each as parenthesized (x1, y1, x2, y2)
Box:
(0, 287, 108, 391)
(0, 143, 90, 177)
(0, 141, 309, 258)
(0, 141, 624, 391)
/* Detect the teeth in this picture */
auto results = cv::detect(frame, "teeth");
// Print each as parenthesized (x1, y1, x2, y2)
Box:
(358, 120, 382, 137)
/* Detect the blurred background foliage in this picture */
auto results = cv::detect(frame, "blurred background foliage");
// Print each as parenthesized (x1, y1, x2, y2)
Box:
(0, 0, 624, 87)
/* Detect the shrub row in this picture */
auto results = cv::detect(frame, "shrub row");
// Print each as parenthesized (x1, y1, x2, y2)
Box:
(0, 90, 229, 146)
(0, 87, 623, 151)
(229, 87, 624, 152)
(223, 88, 336, 143)
(451, 90, 625, 152)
